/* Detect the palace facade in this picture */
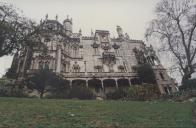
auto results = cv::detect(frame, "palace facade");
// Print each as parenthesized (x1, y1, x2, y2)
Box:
(10, 15, 177, 97)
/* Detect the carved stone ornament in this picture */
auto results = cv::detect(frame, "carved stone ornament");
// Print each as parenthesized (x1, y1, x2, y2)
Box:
(91, 42, 99, 48)
(112, 43, 120, 49)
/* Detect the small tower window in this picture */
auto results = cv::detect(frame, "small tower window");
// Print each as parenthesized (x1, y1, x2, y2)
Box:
(38, 61, 43, 69)
(159, 72, 165, 80)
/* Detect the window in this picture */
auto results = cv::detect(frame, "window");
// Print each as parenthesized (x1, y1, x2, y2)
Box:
(159, 72, 165, 80)
(94, 66, 103, 72)
(73, 62, 80, 72)
(118, 65, 125, 72)
(38, 61, 49, 70)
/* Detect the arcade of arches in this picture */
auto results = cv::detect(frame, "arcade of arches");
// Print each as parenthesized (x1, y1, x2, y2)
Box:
(66, 78, 141, 96)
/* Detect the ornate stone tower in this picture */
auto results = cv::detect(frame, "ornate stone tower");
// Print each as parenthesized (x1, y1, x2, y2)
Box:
(63, 15, 73, 37)
(9, 15, 178, 97)
(116, 25, 124, 38)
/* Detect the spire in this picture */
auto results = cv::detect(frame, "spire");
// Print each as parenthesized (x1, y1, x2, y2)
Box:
(79, 28, 82, 35)
(45, 14, 48, 20)
(55, 14, 58, 21)
(91, 29, 94, 36)
(116, 25, 124, 38)
(40, 19, 43, 24)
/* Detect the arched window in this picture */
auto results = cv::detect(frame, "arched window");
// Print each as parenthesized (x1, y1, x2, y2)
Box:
(38, 61, 43, 69)
(44, 62, 49, 70)
(159, 72, 165, 80)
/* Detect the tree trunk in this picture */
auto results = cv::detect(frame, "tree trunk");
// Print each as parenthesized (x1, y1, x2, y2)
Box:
(40, 92, 44, 99)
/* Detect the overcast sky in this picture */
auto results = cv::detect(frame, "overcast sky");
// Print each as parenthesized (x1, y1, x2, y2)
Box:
(0, 0, 162, 77)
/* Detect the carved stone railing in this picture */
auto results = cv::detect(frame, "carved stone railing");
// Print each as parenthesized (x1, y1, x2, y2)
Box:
(27, 69, 138, 79)
(62, 72, 137, 78)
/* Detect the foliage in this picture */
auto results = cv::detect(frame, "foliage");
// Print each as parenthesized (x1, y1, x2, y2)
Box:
(0, 78, 26, 97)
(136, 64, 156, 84)
(24, 69, 62, 98)
(5, 67, 18, 79)
(126, 85, 159, 101)
(48, 80, 70, 99)
(106, 89, 128, 100)
(145, 0, 196, 82)
(0, 2, 36, 57)
(180, 78, 196, 91)
(106, 84, 159, 100)
(68, 85, 96, 100)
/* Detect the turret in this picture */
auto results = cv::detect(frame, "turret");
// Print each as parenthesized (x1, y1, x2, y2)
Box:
(63, 15, 73, 37)
(116, 25, 124, 38)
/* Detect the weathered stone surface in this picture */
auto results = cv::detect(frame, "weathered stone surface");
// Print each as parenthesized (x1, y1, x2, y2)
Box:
(11, 15, 177, 96)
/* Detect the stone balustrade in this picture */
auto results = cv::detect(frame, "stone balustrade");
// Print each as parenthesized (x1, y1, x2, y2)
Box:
(61, 72, 137, 78)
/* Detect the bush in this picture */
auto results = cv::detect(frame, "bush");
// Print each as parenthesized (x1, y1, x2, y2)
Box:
(136, 64, 156, 84)
(0, 84, 27, 97)
(68, 86, 96, 100)
(48, 81, 70, 99)
(180, 79, 196, 91)
(126, 85, 159, 101)
(106, 84, 159, 101)
(106, 89, 127, 100)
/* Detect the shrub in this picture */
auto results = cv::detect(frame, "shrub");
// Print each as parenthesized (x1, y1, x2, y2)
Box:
(0, 84, 27, 97)
(106, 89, 127, 100)
(127, 84, 159, 101)
(180, 79, 196, 91)
(135, 64, 156, 84)
(68, 86, 96, 100)
(106, 84, 159, 101)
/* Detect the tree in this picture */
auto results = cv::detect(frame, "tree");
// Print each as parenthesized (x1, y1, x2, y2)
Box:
(25, 69, 63, 98)
(137, 64, 156, 84)
(0, 2, 36, 57)
(146, 0, 196, 83)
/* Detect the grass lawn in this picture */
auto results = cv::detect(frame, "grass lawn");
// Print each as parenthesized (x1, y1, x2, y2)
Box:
(0, 97, 195, 128)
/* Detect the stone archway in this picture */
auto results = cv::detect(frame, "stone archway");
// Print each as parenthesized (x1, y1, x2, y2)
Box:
(63, 80, 71, 89)
(130, 78, 141, 85)
(103, 79, 117, 94)
(88, 79, 103, 97)
(117, 79, 130, 89)
(71, 79, 86, 89)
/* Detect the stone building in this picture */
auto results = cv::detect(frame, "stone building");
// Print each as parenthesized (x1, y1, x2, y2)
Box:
(10, 15, 177, 97)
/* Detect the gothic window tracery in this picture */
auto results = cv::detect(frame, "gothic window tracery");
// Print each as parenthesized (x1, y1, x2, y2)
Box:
(94, 65, 103, 72)
(118, 65, 125, 72)
(38, 61, 49, 70)
(101, 43, 111, 51)
(112, 43, 120, 55)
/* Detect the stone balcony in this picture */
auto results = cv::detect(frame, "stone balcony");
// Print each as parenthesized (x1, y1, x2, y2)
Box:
(26, 69, 138, 79)
(61, 72, 138, 79)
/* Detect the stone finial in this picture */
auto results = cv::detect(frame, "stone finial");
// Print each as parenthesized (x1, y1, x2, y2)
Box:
(40, 19, 43, 24)
(67, 15, 69, 19)
(125, 33, 130, 39)
(91, 29, 94, 36)
(55, 14, 58, 21)
(79, 28, 82, 35)
(45, 14, 48, 20)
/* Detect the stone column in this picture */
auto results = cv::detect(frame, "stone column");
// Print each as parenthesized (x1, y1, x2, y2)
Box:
(56, 45, 61, 73)
(86, 79, 88, 88)
(21, 47, 29, 75)
(101, 79, 104, 90)
(69, 80, 72, 89)
(115, 79, 119, 89)
(128, 79, 132, 87)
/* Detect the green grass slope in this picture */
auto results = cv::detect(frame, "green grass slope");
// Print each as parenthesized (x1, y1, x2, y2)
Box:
(0, 97, 195, 128)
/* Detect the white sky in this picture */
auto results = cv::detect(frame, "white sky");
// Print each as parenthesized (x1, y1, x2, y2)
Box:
(0, 0, 162, 77)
